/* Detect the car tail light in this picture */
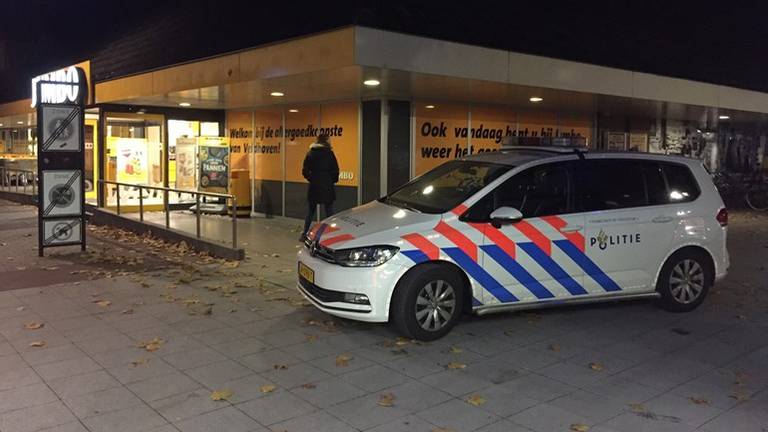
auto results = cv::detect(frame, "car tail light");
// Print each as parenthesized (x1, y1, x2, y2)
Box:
(716, 207, 728, 227)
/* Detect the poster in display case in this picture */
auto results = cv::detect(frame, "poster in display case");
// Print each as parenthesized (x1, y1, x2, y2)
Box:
(115, 138, 149, 184)
(175, 137, 197, 190)
(198, 138, 229, 193)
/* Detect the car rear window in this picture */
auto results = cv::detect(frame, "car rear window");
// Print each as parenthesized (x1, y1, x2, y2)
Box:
(663, 163, 700, 203)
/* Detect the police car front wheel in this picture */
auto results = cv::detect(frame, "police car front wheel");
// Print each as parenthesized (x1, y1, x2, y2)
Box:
(391, 264, 465, 341)
(656, 249, 713, 312)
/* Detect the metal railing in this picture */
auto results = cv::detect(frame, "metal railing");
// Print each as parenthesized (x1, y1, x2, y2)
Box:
(98, 180, 238, 248)
(0, 168, 37, 196)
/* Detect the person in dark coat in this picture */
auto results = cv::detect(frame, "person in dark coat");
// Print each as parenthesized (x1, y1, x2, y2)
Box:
(300, 134, 339, 240)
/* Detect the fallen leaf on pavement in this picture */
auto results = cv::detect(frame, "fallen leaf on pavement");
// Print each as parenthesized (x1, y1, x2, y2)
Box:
(301, 383, 317, 389)
(335, 354, 353, 367)
(137, 337, 163, 352)
(131, 358, 149, 367)
(24, 322, 44, 330)
(273, 364, 288, 370)
(431, 428, 456, 432)
(222, 261, 240, 269)
(730, 392, 749, 402)
(260, 384, 277, 394)
(446, 362, 466, 370)
(305, 334, 318, 342)
(93, 300, 112, 307)
(210, 389, 233, 401)
(377, 393, 395, 407)
(44, 266, 59, 271)
(466, 394, 486, 406)
(589, 362, 604, 371)
(29, 341, 46, 348)
(121, 309, 134, 315)
(548, 344, 561, 352)
(570, 424, 590, 432)
(689, 397, 710, 405)
(628, 403, 648, 413)
(16, 306, 24, 312)
(448, 346, 463, 354)
(735, 314, 747, 320)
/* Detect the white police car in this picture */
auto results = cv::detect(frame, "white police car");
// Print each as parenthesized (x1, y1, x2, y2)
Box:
(297, 147, 729, 340)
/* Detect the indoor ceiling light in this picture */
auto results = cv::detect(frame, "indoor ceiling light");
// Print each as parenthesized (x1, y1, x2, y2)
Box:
(270, 91, 285, 97)
(17, 121, 23, 124)
(529, 96, 543, 103)
(718, 115, 729, 120)
(178, 102, 191, 107)
(0, 123, 3, 127)
(289, 109, 299, 113)
(363, 79, 380, 87)
(425, 105, 435, 109)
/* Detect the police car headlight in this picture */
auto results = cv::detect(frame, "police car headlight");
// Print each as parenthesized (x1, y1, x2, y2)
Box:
(334, 246, 399, 267)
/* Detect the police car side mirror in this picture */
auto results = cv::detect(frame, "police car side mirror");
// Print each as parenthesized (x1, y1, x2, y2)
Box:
(489, 206, 523, 227)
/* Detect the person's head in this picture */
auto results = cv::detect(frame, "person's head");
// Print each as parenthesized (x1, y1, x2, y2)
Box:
(317, 134, 330, 145)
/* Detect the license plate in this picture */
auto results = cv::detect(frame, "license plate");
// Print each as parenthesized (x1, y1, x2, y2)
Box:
(298, 262, 314, 284)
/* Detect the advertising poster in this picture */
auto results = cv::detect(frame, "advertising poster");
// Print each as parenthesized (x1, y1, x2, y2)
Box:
(414, 103, 469, 176)
(284, 106, 321, 183)
(606, 132, 628, 151)
(468, 105, 517, 153)
(175, 137, 197, 190)
(115, 138, 149, 184)
(319, 102, 359, 187)
(227, 111, 252, 171)
(199, 139, 229, 193)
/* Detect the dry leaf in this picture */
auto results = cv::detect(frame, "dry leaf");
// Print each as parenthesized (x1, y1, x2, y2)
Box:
(589, 362, 604, 371)
(210, 389, 233, 401)
(301, 383, 317, 389)
(446, 362, 466, 370)
(121, 309, 134, 315)
(377, 392, 395, 407)
(570, 424, 590, 432)
(689, 397, 710, 405)
(93, 300, 112, 307)
(735, 314, 747, 320)
(628, 403, 648, 413)
(29, 341, 46, 348)
(24, 322, 44, 330)
(273, 364, 288, 370)
(222, 261, 240, 269)
(15, 306, 24, 312)
(431, 428, 456, 432)
(548, 344, 561, 352)
(730, 392, 749, 402)
(260, 384, 277, 394)
(137, 337, 163, 352)
(335, 354, 353, 367)
(131, 358, 149, 367)
(448, 346, 463, 354)
(466, 394, 486, 406)
(305, 334, 318, 342)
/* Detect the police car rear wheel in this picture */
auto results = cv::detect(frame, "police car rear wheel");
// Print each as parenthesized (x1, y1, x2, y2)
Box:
(391, 264, 464, 341)
(657, 249, 712, 312)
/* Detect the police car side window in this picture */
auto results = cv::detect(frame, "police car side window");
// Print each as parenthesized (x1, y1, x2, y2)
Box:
(643, 162, 668, 205)
(575, 160, 646, 212)
(663, 163, 700, 203)
(463, 163, 569, 221)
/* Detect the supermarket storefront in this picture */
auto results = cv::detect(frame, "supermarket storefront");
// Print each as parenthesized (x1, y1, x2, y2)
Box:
(2, 26, 768, 219)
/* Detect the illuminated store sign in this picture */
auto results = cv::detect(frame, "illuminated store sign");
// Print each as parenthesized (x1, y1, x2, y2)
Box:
(31, 66, 84, 107)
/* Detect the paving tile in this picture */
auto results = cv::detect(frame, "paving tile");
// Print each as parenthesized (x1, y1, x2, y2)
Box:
(209, 337, 270, 359)
(550, 390, 630, 424)
(63, 386, 144, 419)
(128, 372, 202, 402)
(0, 365, 42, 391)
(150, 388, 223, 423)
(262, 362, 333, 389)
(21, 343, 86, 366)
(185, 360, 253, 388)
(36, 421, 90, 432)
(493, 373, 577, 402)
(475, 419, 536, 432)
(289, 376, 367, 408)
(0, 383, 59, 414)
(581, 376, 662, 405)
(510, 402, 592, 432)
(269, 410, 356, 432)
(602, 411, 697, 432)
(236, 391, 316, 426)
(107, 356, 179, 384)
(161, 347, 227, 370)
(643, 393, 725, 428)
(238, 349, 302, 373)
(491, 346, 562, 371)
(170, 317, 228, 335)
(48, 370, 121, 398)
(33, 356, 103, 381)
(538, 360, 607, 388)
(469, 383, 540, 417)
(383, 354, 445, 379)
(340, 364, 411, 392)
(83, 404, 169, 432)
(193, 327, 248, 345)
(0, 401, 78, 432)
(213, 373, 279, 404)
(614, 356, 715, 390)
(419, 369, 495, 397)
(416, 399, 499, 432)
(366, 415, 439, 432)
(74, 333, 135, 356)
(384, 380, 454, 414)
(325, 393, 410, 430)
(176, 406, 266, 432)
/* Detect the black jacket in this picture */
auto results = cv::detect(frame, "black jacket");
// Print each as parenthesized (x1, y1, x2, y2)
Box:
(302, 142, 339, 204)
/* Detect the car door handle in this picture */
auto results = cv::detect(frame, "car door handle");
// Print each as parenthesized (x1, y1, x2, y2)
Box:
(559, 225, 583, 233)
(652, 216, 673, 223)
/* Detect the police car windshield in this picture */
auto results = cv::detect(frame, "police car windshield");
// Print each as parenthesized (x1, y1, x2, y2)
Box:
(381, 161, 510, 214)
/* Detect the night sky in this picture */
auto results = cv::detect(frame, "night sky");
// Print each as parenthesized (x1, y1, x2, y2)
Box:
(2, 1, 768, 104)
